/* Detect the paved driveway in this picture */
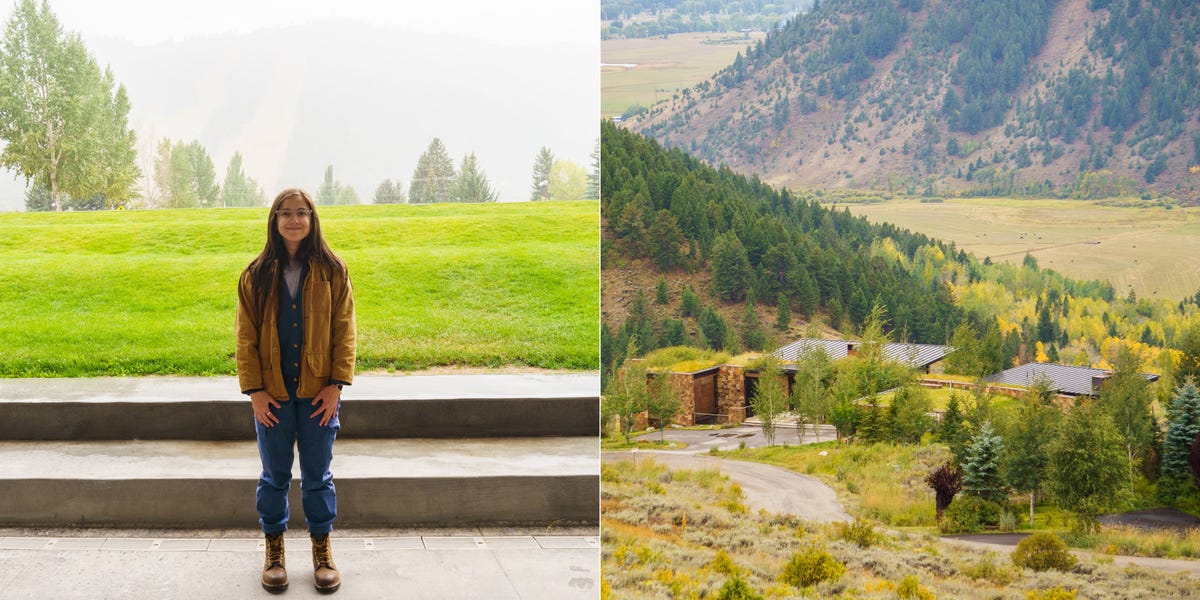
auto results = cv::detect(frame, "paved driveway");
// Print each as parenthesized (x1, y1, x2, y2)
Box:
(636, 421, 838, 454)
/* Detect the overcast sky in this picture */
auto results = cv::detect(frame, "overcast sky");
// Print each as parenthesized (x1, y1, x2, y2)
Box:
(0, 0, 599, 208)
(0, 0, 596, 46)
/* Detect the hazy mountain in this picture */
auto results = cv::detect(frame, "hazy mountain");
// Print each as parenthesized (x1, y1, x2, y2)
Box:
(0, 19, 598, 210)
(627, 0, 1200, 200)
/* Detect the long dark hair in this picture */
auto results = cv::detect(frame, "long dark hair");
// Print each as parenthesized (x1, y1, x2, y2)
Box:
(244, 188, 346, 318)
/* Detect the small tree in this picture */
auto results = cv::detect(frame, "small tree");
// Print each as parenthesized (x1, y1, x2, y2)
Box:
(410, 138, 457, 203)
(453, 153, 498, 202)
(1005, 398, 1060, 527)
(750, 353, 789, 446)
(529, 146, 554, 200)
(775, 293, 791, 332)
(926, 461, 963, 521)
(1098, 346, 1155, 494)
(602, 338, 650, 444)
(644, 373, 681, 441)
(1048, 404, 1129, 532)
(654, 278, 669, 305)
(373, 179, 406, 204)
(939, 392, 971, 463)
(792, 347, 833, 443)
(889, 384, 935, 444)
(962, 422, 1007, 504)
(741, 299, 767, 352)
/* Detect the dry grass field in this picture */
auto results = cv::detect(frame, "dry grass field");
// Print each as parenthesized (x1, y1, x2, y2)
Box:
(601, 32, 765, 118)
(834, 198, 1200, 301)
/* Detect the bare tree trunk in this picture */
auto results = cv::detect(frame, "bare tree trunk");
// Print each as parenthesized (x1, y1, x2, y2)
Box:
(1029, 491, 1035, 528)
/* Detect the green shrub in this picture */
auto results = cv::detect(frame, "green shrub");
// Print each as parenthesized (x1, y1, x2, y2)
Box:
(1025, 586, 1077, 600)
(997, 510, 1018, 533)
(780, 545, 845, 588)
(1011, 533, 1078, 572)
(960, 555, 1016, 585)
(897, 574, 934, 599)
(834, 517, 880, 548)
(939, 495, 1003, 534)
(711, 549, 738, 575)
(716, 575, 764, 600)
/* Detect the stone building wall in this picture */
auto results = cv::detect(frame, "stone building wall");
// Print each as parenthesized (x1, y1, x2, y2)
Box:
(667, 372, 696, 427)
(717, 365, 746, 424)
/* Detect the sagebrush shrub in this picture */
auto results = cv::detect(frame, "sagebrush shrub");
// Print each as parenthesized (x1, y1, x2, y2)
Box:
(835, 517, 880, 548)
(780, 545, 845, 588)
(1011, 532, 1077, 572)
(1025, 586, 1077, 600)
(897, 574, 934, 599)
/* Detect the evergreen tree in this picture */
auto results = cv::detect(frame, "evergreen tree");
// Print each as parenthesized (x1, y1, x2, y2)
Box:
(453, 153, 498, 202)
(711, 231, 751, 302)
(186, 140, 218, 207)
(221, 151, 264, 207)
(962, 422, 1007, 504)
(698, 306, 727, 351)
(373, 179, 405, 204)
(585, 138, 600, 200)
(680, 285, 701, 319)
(409, 138, 456, 203)
(1160, 381, 1200, 503)
(647, 210, 684, 271)
(741, 299, 766, 351)
(654, 278, 669, 305)
(529, 146, 554, 200)
(856, 396, 890, 444)
(939, 392, 970, 463)
(775, 293, 791, 332)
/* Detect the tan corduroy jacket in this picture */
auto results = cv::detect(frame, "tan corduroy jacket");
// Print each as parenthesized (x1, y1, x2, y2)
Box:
(236, 258, 356, 399)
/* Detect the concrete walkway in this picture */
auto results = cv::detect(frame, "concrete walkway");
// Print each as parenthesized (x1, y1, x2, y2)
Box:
(0, 527, 599, 599)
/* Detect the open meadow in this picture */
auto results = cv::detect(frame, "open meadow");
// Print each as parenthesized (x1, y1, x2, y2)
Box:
(833, 197, 1200, 301)
(0, 201, 598, 377)
(601, 32, 765, 119)
(602, 456, 1200, 599)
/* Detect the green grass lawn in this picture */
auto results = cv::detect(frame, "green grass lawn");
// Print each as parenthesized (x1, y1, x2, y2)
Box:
(0, 201, 598, 377)
(835, 197, 1200, 301)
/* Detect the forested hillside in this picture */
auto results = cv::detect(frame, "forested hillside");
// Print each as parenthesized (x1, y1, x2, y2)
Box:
(627, 0, 1200, 199)
(601, 122, 1200, 389)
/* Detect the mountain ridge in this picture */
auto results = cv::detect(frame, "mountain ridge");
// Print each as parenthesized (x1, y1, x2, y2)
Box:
(626, 0, 1200, 200)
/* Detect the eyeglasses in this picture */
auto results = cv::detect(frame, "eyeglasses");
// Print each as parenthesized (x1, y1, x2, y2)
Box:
(276, 209, 312, 221)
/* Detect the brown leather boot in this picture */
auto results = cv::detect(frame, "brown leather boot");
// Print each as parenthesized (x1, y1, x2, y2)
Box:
(311, 533, 341, 593)
(262, 533, 288, 593)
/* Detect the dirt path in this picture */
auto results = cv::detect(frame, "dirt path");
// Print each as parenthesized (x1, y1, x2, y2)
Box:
(602, 450, 851, 523)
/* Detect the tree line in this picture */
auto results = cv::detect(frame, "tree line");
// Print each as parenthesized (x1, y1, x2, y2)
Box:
(601, 120, 967, 376)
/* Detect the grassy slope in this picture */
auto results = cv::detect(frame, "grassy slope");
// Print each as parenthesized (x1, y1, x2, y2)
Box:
(836, 198, 1200, 301)
(601, 32, 765, 118)
(0, 201, 598, 377)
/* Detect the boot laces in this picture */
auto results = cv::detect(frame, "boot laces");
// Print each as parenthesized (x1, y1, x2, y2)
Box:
(313, 536, 335, 568)
(265, 535, 285, 567)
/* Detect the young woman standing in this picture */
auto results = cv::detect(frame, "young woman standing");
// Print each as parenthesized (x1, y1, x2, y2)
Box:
(236, 187, 355, 594)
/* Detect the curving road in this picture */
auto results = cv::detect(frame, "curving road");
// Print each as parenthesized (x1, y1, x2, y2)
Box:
(602, 450, 851, 523)
(603, 447, 1200, 578)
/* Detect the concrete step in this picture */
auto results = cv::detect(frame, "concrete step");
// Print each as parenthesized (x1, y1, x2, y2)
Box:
(0, 373, 599, 440)
(0, 437, 598, 528)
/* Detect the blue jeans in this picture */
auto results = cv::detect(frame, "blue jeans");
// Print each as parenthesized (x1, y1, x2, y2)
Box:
(254, 390, 340, 535)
